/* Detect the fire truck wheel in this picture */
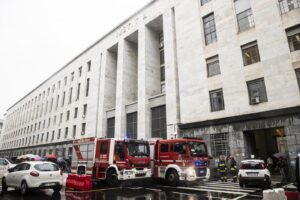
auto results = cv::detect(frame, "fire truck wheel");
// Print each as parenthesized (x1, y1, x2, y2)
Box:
(106, 169, 119, 187)
(166, 169, 179, 187)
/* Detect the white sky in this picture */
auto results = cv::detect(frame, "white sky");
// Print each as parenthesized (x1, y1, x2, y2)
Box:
(0, 0, 152, 119)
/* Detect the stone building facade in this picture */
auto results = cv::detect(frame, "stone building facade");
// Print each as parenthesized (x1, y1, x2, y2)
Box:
(0, 0, 300, 168)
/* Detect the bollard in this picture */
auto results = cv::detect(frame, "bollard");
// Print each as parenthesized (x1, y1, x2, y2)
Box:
(274, 188, 287, 200)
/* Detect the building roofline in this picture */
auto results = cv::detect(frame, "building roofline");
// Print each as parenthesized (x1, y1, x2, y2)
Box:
(7, 0, 157, 112)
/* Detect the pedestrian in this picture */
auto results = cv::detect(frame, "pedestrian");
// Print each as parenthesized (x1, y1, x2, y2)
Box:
(278, 156, 288, 183)
(230, 156, 238, 183)
(218, 155, 227, 182)
(267, 153, 274, 173)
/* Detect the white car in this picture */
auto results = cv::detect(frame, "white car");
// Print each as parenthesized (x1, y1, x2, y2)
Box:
(0, 158, 16, 179)
(1, 161, 63, 195)
(238, 159, 271, 188)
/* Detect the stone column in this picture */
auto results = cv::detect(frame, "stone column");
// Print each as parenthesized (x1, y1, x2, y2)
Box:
(115, 40, 126, 138)
(163, 8, 181, 139)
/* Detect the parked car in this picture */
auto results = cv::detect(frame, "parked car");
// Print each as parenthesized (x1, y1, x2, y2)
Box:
(238, 159, 271, 188)
(1, 161, 63, 195)
(0, 158, 16, 179)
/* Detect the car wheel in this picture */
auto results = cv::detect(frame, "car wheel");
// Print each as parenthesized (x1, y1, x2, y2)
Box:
(20, 181, 28, 196)
(1, 178, 8, 194)
(166, 169, 179, 187)
(53, 185, 62, 193)
(106, 170, 119, 187)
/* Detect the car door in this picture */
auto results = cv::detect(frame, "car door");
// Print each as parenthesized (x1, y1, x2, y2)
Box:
(6, 164, 21, 187)
(14, 163, 31, 188)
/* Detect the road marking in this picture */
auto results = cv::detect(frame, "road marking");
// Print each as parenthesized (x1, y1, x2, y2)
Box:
(144, 188, 162, 192)
(126, 186, 143, 190)
(203, 183, 260, 190)
(65, 187, 120, 193)
(157, 185, 247, 195)
(232, 194, 248, 200)
(172, 191, 194, 196)
(195, 185, 256, 193)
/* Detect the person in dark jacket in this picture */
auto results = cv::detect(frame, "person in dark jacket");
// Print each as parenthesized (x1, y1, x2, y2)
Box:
(218, 155, 227, 182)
(230, 156, 238, 182)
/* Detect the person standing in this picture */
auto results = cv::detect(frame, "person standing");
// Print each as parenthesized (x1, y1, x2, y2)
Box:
(218, 155, 227, 182)
(278, 156, 287, 183)
(230, 156, 238, 183)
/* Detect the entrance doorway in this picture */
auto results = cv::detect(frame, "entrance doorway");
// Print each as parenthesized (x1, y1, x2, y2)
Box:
(244, 128, 288, 160)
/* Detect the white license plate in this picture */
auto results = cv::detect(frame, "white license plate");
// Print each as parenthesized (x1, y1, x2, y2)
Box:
(199, 170, 204, 174)
(247, 173, 258, 176)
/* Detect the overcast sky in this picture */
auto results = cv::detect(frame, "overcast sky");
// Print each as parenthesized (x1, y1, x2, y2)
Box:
(0, 0, 152, 119)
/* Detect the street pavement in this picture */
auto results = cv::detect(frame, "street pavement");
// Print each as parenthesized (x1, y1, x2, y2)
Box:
(0, 179, 267, 200)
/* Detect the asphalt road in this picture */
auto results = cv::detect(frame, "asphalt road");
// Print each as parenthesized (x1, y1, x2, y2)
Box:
(0, 179, 265, 200)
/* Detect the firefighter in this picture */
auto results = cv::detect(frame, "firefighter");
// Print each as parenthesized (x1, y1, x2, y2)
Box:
(218, 155, 227, 182)
(230, 156, 238, 183)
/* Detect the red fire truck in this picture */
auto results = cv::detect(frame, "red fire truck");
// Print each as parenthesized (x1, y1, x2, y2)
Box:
(71, 137, 152, 186)
(149, 138, 211, 186)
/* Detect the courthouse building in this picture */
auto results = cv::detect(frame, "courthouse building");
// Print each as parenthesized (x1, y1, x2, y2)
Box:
(0, 0, 300, 164)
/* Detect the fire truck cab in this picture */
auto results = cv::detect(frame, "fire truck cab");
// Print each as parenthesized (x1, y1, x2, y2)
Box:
(71, 137, 152, 186)
(149, 138, 210, 186)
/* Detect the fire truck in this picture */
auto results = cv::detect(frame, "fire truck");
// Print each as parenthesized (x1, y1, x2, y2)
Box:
(71, 137, 152, 186)
(149, 137, 211, 186)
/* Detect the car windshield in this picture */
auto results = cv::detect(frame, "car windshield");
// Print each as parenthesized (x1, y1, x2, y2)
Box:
(34, 163, 59, 171)
(126, 142, 149, 157)
(242, 162, 264, 169)
(189, 142, 207, 157)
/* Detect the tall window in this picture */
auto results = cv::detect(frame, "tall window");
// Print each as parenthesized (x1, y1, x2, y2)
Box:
(159, 32, 166, 93)
(209, 89, 225, 112)
(78, 67, 82, 77)
(286, 25, 300, 52)
(57, 129, 61, 139)
(210, 133, 230, 157)
(206, 55, 220, 77)
(234, 0, 254, 32)
(74, 107, 78, 118)
(81, 123, 86, 135)
(64, 76, 67, 86)
(51, 131, 55, 141)
(203, 13, 217, 45)
(107, 117, 115, 138)
(71, 72, 74, 82)
(66, 110, 70, 121)
(87, 61, 91, 72)
(241, 41, 260, 66)
(55, 95, 59, 110)
(64, 127, 68, 138)
(83, 104, 87, 117)
(247, 78, 268, 105)
(126, 112, 137, 139)
(201, 0, 211, 6)
(279, 0, 300, 14)
(296, 69, 300, 90)
(151, 105, 167, 139)
(59, 113, 63, 124)
(61, 91, 65, 107)
(68, 87, 73, 104)
(86, 78, 90, 97)
(76, 83, 81, 101)
(73, 125, 76, 138)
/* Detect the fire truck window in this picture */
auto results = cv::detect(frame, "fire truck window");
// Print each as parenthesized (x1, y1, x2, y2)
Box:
(160, 144, 169, 153)
(174, 143, 186, 154)
(100, 142, 108, 154)
(115, 143, 125, 161)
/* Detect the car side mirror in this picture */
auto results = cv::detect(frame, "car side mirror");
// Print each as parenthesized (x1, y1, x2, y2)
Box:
(208, 155, 213, 159)
(8, 167, 14, 173)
